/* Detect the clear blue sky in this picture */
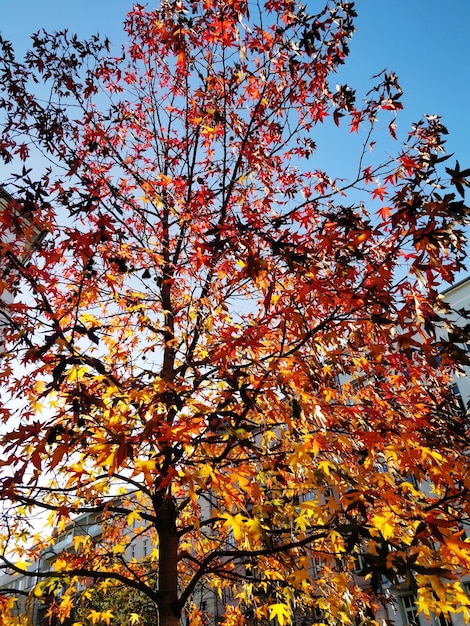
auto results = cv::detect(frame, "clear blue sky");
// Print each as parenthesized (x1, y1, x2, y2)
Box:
(350, 1, 470, 163)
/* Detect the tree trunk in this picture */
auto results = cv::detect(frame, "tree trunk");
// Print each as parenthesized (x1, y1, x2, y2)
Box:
(156, 498, 181, 626)
(159, 611, 181, 626)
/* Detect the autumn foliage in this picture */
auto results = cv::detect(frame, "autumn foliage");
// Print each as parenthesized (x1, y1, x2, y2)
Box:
(1, 1, 470, 625)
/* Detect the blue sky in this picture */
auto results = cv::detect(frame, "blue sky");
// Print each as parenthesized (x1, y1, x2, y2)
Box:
(350, 1, 470, 161)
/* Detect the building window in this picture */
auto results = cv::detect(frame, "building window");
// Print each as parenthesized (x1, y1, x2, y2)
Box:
(143, 539, 149, 557)
(352, 551, 365, 574)
(400, 594, 420, 626)
(130, 543, 136, 560)
(449, 383, 466, 413)
(310, 556, 320, 579)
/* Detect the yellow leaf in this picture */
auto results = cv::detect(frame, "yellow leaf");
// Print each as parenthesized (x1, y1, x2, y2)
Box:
(236, 582, 253, 604)
(371, 512, 395, 540)
(33, 582, 45, 598)
(129, 614, 142, 625)
(127, 510, 142, 527)
(52, 558, 68, 572)
(318, 460, 332, 476)
(444, 535, 470, 563)
(299, 500, 318, 514)
(101, 610, 114, 625)
(87, 610, 114, 626)
(4, 595, 18, 610)
(87, 610, 101, 625)
(69, 461, 84, 474)
(220, 512, 247, 542)
(73, 535, 89, 552)
(245, 517, 263, 541)
(269, 602, 291, 626)
(134, 458, 157, 487)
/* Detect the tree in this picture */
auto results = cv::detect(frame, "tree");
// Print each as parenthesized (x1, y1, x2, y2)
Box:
(0, 1, 470, 625)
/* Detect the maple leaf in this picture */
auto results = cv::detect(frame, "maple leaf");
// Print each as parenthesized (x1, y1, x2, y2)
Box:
(371, 512, 396, 541)
(269, 603, 292, 626)
(220, 513, 248, 543)
(87, 610, 102, 625)
(445, 160, 470, 198)
(371, 184, 387, 201)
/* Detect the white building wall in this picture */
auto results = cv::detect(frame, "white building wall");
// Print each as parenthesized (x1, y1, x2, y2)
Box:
(442, 277, 470, 402)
